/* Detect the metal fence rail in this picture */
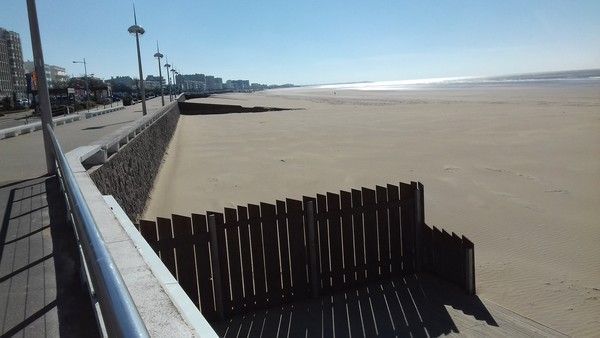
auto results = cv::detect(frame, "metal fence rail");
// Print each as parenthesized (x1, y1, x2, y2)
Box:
(46, 124, 149, 337)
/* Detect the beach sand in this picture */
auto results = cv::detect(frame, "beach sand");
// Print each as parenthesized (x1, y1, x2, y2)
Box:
(143, 85, 600, 335)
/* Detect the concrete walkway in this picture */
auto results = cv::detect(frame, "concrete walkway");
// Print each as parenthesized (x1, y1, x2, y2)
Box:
(0, 97, 167, 185)
(0, 176, 99, 337)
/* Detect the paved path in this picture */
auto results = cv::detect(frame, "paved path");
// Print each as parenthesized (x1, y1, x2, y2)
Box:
(0, 176, 99, 337)
(0, 97, 167, 185)
(0, 110, 34, 130)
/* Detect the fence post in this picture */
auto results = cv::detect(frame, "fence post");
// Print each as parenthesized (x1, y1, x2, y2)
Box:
(412, 182, 423, 272)
(304, 200, 320, 298)
(208, 214, 225, 320)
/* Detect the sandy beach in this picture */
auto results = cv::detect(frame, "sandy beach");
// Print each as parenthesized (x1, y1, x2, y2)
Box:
(144, 85, 600, 335)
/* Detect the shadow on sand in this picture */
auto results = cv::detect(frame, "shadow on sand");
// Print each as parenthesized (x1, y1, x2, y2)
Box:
(212, 274, 497, 337)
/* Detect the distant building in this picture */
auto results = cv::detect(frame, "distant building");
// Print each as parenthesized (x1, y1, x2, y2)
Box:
(144, 75, 163, 90)
(176, 73, 206, 92)
(225, 79, 250, 91)
(24, 61, 68, 88)
(0, 27, 26, 99)
(108, 76, 136, 92)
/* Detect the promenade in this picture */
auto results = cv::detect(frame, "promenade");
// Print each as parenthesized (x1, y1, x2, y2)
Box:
(0, 97, 165, 185)
(0, 97, 167, 336)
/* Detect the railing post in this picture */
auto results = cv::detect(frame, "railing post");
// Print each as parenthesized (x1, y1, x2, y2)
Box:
(208, 214, 225, 320)
(304, 200, 320, 298)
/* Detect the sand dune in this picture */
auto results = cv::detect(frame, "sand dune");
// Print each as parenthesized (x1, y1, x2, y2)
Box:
(144, 85, 600, 335)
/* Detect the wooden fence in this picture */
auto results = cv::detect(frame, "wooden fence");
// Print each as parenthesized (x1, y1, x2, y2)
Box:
(138, 181, 475, 322)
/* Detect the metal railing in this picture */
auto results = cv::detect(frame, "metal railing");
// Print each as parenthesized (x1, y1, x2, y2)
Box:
(46, 124, 149, 337)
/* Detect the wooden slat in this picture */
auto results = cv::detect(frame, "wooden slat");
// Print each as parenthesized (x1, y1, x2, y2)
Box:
(248, 204, 267, 309)
(421, 224, 433, 271)
(441, 229, 451, 281)
(260, 202, 282, 305)
(276, 200, 292, 299)
(452, 232, 462, 285)
(191, 213, 216, 320)
(351, 189, 366, 285)
(432, 226, 442, 276)
(172, 214, 199, 308)
(316, 194, 331, 292)
(210, 211, 230, 317)
(327, 192, 344, 291)
(224, 207, 243, 313)
(361, 187, 379, 282)
(386, 184, 402, 276)
(139, 220, 158, 252)
(399, 183, 414, 273)
(462, 235, 476, 294)
(156, 217, 177, 277)
(340, 191, 354, 286)
(286, 198, 308, 300)
(237, 206, 254, 310)
(376, 185, 391, 278)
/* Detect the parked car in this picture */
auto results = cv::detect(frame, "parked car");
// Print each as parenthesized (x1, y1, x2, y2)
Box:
(15, 98, 30, 109)
(122, 95, 133, 106)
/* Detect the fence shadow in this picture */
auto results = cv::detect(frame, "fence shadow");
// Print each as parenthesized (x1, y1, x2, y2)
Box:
(212, 274, 496, 337)
(0, 176, 98, 337)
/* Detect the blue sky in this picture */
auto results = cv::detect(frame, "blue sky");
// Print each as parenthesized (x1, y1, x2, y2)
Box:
(2, 0, 599, 85)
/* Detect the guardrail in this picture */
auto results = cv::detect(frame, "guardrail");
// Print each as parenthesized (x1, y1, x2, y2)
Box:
(46, 124, 149, 337)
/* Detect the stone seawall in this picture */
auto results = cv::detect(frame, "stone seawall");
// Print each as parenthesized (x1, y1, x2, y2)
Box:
(90, 103, 180, 222)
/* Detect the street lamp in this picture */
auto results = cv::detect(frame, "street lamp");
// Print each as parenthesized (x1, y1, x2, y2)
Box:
(72, 58, 89, 103)
(127, 4, 147, 116)
(171, 67, 177, 95)
(153, 41, 165, 106)
(164, 59, 172, 102)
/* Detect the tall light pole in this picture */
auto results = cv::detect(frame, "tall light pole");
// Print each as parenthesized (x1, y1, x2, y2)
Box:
(26, 0, 54, 173)
(164, 59, 172, 102)
(128, 4, 147, 116)
(153, 41, 165, 106)
(72, 58, 89, 103)
(171, 67, 177, 95)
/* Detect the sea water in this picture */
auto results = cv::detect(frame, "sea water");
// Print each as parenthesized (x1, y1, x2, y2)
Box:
(316, 69, 600, 91)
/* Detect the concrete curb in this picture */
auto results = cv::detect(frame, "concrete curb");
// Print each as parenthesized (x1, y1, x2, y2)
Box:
(65, 97, 213, 335)
(105, 195, 217, 338)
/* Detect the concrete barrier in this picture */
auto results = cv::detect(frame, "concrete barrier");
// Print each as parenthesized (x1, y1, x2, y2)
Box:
(0, 105, 125, 140)
(66, 94, 216, 336)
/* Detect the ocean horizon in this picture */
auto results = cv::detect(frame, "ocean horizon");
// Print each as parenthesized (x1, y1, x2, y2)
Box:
(314, 68, 600, 91)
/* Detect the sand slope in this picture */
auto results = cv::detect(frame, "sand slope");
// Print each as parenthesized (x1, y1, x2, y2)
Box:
(144, 86, 600, 335)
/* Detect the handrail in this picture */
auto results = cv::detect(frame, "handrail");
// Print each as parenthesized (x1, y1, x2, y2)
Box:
(46, 124, 149, 337)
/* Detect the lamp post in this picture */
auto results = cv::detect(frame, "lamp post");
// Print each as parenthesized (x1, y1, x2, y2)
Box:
(72, 58, 89, 103)
(171, 68, 177, 95)
(153, 41, 165, 106)
(26, 0, 54, 173)
(164, 60, 172, 102)
(128, 4, 147, 116)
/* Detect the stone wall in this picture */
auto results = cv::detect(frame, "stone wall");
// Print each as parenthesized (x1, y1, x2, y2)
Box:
(90, 103, 180, 222)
